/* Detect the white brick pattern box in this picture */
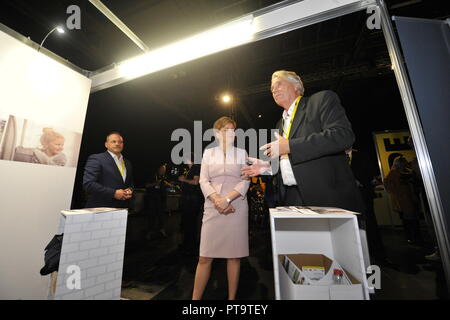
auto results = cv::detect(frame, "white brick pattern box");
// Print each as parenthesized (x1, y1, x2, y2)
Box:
(53, 208, 128, 300)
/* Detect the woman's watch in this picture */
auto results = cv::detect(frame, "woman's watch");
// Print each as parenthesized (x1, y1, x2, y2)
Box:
(226, 197, 232, 204)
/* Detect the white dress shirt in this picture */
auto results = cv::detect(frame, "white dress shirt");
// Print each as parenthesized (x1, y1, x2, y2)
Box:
(280, 99, 299, 186)
(108, 151, 126, 182)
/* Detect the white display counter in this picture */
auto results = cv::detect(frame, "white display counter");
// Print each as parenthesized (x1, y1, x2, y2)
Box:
(270, 207, 370, 300)
(52, 208, 128, 300)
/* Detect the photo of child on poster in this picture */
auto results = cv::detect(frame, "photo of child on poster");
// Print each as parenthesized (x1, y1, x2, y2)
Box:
(0, 115, 81, 168)
(16, 128, 67, 166)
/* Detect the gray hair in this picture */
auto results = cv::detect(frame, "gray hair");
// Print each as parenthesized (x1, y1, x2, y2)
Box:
(271, 70, 305, 95)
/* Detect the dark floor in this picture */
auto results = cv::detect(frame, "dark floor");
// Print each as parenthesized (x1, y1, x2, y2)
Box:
(373, 227, 448, 300)
(120, 210, 448, 300)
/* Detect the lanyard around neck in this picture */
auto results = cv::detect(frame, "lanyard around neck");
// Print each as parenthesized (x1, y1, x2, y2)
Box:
(281, 96, 302, 139)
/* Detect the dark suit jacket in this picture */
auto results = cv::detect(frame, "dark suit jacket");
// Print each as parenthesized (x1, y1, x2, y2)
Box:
(83, 151, 134, 208)
(276, 90, 365, 213)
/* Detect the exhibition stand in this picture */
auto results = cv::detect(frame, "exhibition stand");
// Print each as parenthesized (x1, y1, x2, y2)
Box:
(1, 0, 448, 299)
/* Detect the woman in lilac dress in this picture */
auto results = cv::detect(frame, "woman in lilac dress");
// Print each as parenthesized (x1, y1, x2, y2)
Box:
(192, 116, 250, 300)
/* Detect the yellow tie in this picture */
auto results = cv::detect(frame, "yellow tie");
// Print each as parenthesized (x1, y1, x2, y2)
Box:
(117, 159, 125, 177)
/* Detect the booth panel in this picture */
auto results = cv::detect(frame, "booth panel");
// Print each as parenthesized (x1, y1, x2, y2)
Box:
(329, 218, 369, 298)
(0, 27, 91, 299)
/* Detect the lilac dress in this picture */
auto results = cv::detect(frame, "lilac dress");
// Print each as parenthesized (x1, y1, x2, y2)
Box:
(199, 146, 250, 258)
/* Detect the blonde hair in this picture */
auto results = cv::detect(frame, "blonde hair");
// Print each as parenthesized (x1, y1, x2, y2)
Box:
(213, 116, 236, 131)
(272, 70, 305, 95)
(40, 128, 64, 147)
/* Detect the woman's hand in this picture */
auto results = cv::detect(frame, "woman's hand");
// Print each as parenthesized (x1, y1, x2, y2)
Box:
(214, 197, 229, 212)
(209, 194, 235, 214)
(222, 204, 235, 215)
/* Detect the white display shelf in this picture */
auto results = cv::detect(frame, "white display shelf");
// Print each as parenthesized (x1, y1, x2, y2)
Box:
(270, 207, 370, 300)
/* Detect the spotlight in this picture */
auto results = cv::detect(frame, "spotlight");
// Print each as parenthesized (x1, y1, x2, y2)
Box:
(38, 25, 66, 52)
(222, 95, 231, 103)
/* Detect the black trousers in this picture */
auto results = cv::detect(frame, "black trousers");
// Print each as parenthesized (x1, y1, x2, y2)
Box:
(180, 193, 203, 250)
(147, 193, 166, 232)
(402, 217, 423, 243)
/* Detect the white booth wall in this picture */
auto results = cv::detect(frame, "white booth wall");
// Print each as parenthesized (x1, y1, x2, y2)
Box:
(0, 29, 91, 299)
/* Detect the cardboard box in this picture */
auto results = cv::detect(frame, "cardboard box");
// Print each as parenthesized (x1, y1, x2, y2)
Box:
(284, 254, 348, 284)
(279, 254, 364, 300)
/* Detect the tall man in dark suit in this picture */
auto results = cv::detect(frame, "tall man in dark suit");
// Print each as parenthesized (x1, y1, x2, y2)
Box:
(242, 70, 364, 214)
(83, 132, 134, 208)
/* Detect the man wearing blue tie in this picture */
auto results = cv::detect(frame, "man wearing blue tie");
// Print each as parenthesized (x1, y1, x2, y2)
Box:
(83, 132, 134, 208)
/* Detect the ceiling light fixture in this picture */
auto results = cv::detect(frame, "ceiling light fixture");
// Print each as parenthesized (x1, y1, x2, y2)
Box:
(38, 25, 65, 52)
(222, 94, 232, 103)
(118, 15, 255, 80)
